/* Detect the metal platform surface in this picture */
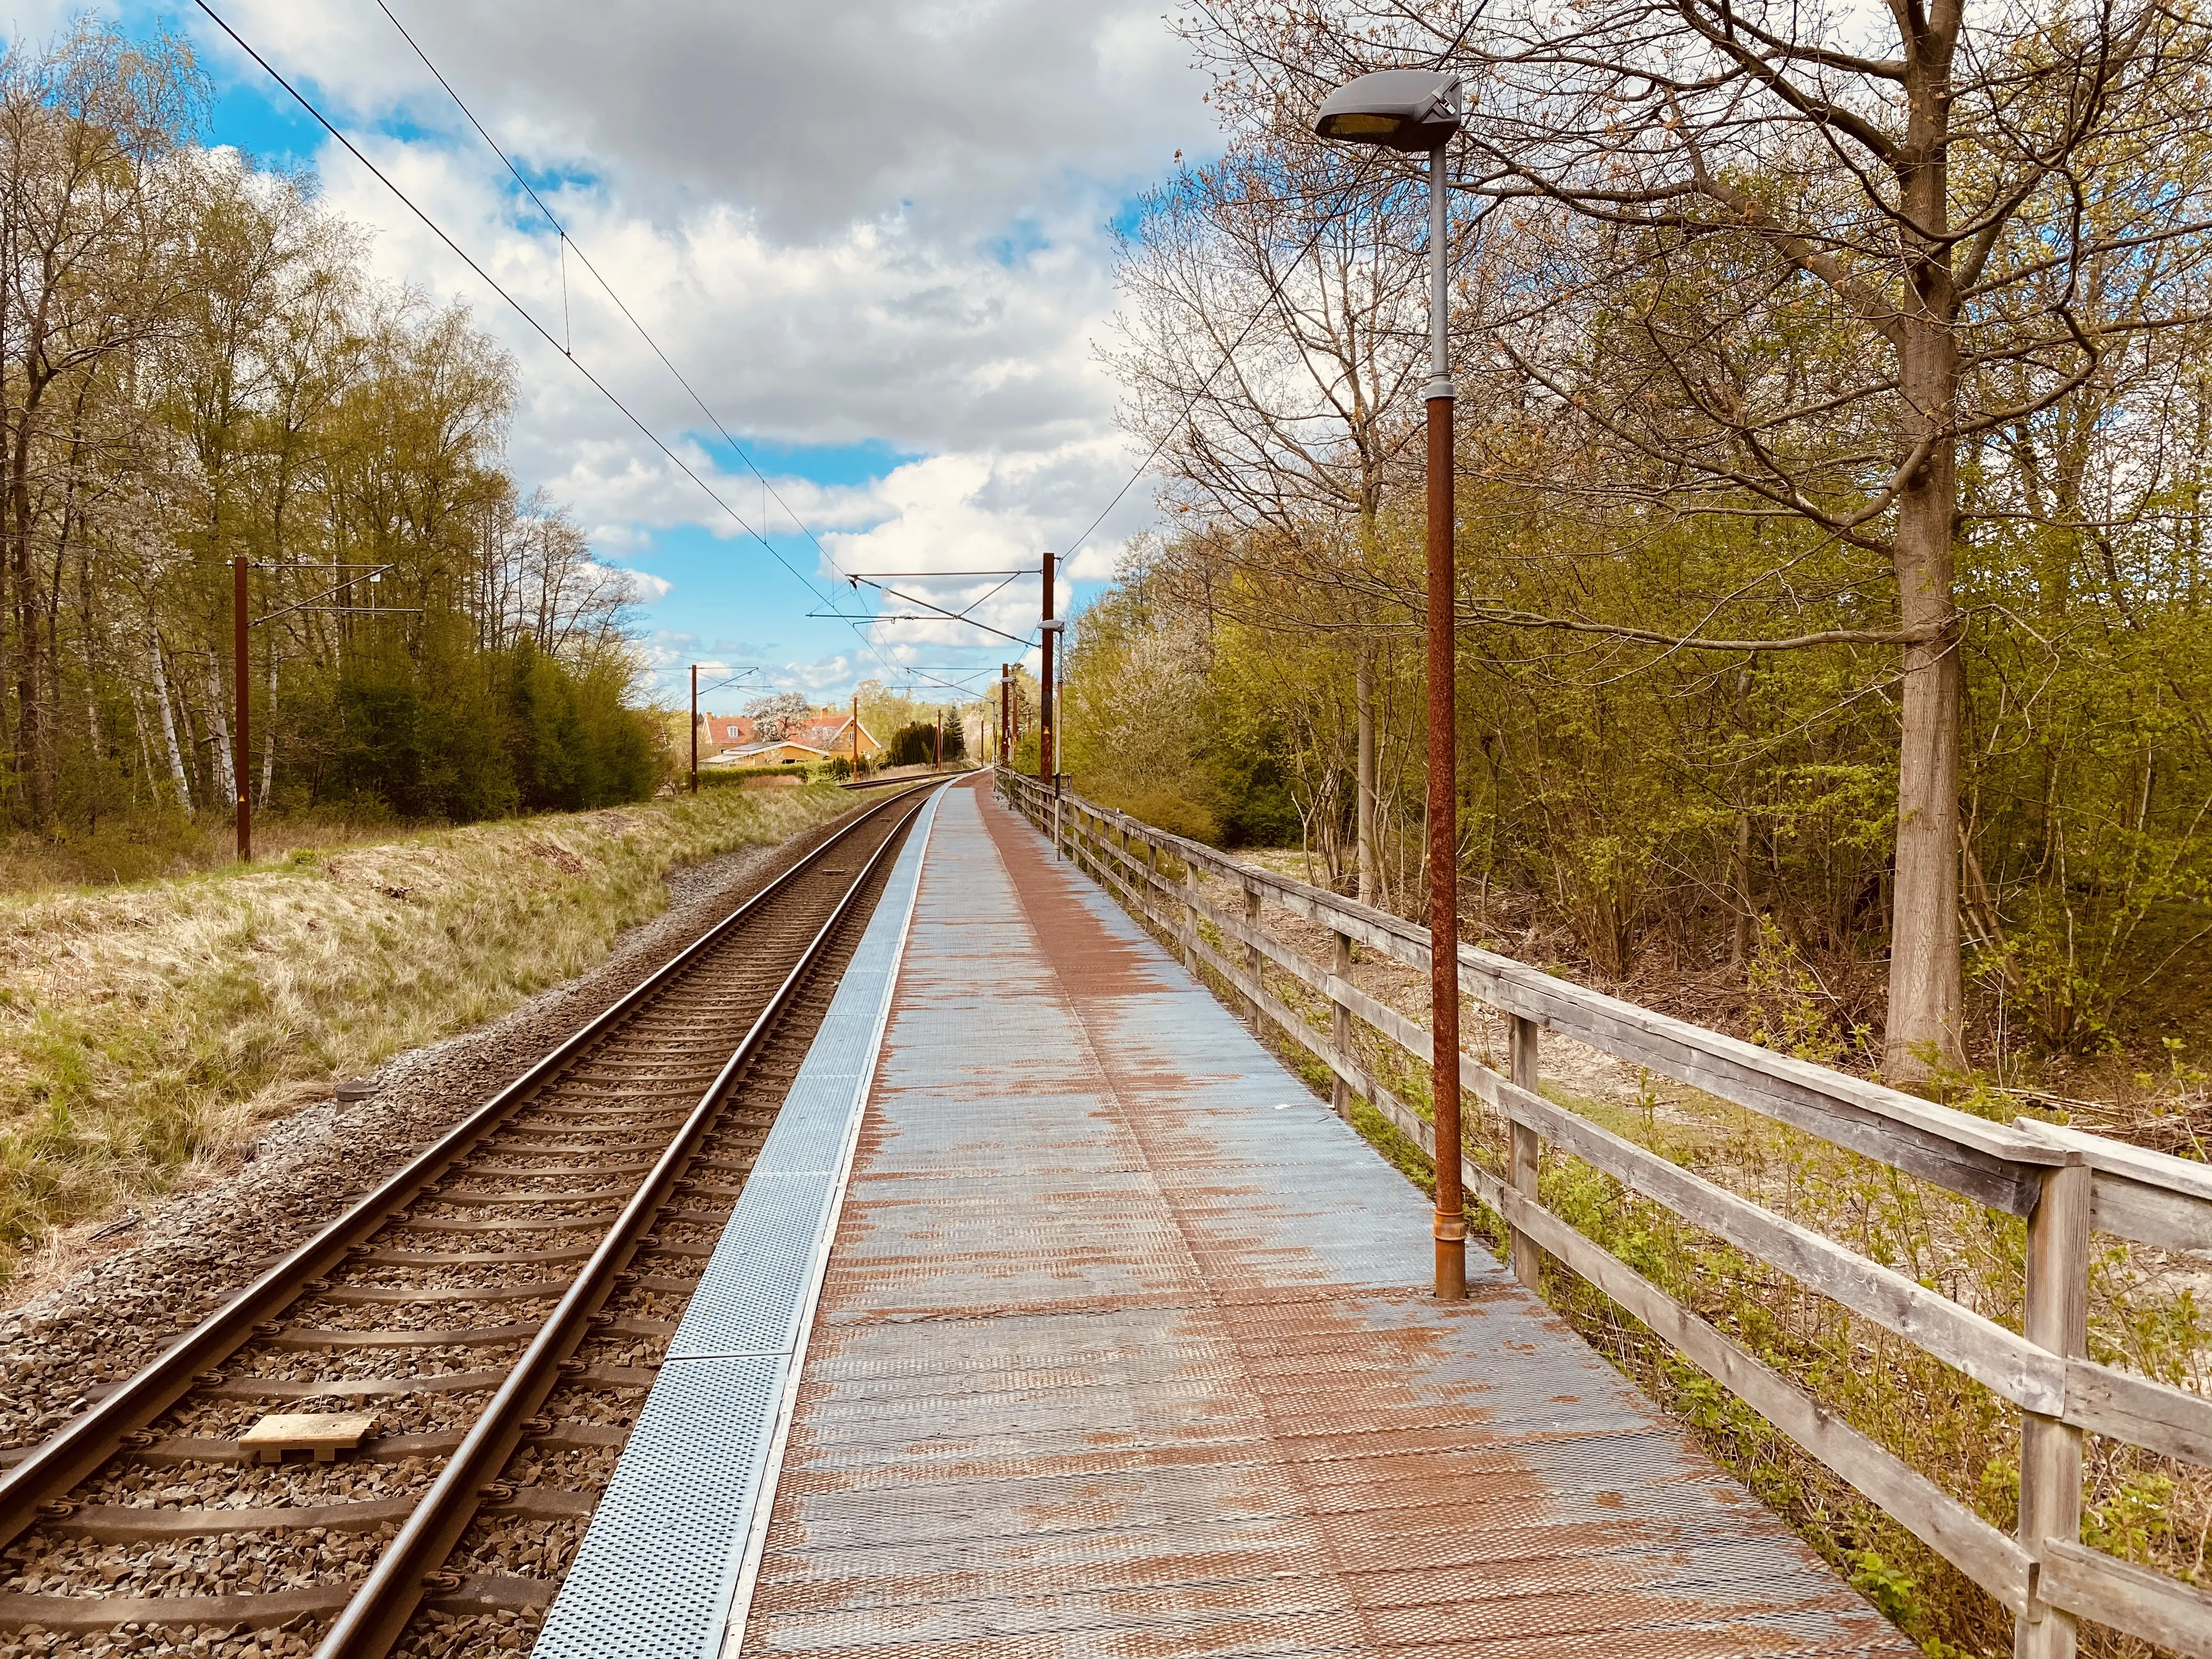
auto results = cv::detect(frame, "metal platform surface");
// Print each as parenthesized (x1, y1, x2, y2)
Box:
(532, 786, 945, 1659)
(732, 776, 1911, 1658)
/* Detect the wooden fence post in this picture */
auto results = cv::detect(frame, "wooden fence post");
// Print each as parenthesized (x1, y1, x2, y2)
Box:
(1510, 1013, 1544, 1290)
(1182, 856, 1200, 975)
(1331, 932, 1353, 1119)
(2016, 1154, 2090, 1659)
(1243, 886, 1263, 1032)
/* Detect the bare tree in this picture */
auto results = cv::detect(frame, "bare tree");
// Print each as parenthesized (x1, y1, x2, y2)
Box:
(1110, 144, 1448, 902)
(0, 22, 201, 822)
(1184, 0, 2212, 1079)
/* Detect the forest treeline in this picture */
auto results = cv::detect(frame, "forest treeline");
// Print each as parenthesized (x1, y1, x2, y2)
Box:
(1072, 0, 2212, 1084)
(0, 24, 659, 861)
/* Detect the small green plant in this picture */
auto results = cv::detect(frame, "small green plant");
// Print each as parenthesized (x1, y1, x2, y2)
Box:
(1745, 919, 1843, 1064)
(1846, 1549, 1921, 1627)
(2084, 1472, 2176, 1562)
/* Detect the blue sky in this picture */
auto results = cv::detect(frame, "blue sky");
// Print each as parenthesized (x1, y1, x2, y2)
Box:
(28, 0, 1217, 714)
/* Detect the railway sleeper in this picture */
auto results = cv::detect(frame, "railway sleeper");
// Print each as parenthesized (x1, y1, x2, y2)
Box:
(0, 1571, 556, 1634)
(355, 1246, 592, 1268)
(49, 1483, 592, 1545)
(390, 1215, 617, 1235)
(316, 1281, 570, 1307)
(424, 1187, 636, 1206)
(199, 1365, 653, 1403)
(112, 1415, 627, 1474)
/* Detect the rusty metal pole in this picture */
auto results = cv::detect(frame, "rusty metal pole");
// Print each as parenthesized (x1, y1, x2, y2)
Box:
(234, 555, 251, 863)
(689, 664, 698, 794)
(1039, 551, 1057, 793)
(1424, 140, 1466, 1302)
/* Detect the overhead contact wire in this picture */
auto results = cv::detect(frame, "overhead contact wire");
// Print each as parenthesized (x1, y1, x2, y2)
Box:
(374, 0, 1011, 670)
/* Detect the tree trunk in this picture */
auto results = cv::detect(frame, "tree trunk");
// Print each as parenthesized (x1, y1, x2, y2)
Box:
(1880, 20, 1967, 1085)
(1730, 808, 1756, 967)
(1730, 664, 1756, 967)
(1884, 573, 1964, 1079)
(1882, 318, 1965, 1077)
(205, 662, 236, 811)
(1356, 645, 1377, 906)
(130, 684, 157, 801)
(259, 652, 276, 808)
(8, 425, 45, 823)
(151, 634, 191, 814)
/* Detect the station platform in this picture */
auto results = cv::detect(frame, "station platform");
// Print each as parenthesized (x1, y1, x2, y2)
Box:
(545, 775, 1909, 1658)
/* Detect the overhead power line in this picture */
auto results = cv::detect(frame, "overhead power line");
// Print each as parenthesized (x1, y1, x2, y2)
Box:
(195, 0, 1022, 687)
(189, 1, 845, 607)
(373, 0, 1030, 667)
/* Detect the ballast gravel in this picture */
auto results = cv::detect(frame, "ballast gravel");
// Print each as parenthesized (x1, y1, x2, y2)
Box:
(0, 802, 870, 1459)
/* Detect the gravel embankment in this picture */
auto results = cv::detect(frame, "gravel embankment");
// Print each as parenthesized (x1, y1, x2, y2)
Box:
(0, 803, 869, 1456)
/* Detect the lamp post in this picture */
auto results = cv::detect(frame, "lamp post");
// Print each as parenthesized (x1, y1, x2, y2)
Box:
(690, 664, 699, 794)
(1314, 67, 1467, 1301)
(1039, 551, 1059, 793)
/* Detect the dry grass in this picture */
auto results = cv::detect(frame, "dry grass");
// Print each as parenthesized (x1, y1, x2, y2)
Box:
(0, 808, 424, 894)
(0, 784, 853, 1284)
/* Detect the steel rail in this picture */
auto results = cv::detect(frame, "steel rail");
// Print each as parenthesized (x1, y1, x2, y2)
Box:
(0, 781, 935, 1554)
(317, 780, 941, 1659)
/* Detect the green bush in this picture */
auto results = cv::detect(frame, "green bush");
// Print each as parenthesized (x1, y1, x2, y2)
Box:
(695, 761, 825, 788)
(301, 627, 661, 820)
(887, 722, 942, 766)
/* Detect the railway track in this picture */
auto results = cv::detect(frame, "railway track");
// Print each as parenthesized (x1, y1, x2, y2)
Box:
(0, 781, 940, 1659)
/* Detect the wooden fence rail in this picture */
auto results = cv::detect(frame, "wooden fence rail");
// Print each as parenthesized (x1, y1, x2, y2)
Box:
(996, 768, 2212, 1659)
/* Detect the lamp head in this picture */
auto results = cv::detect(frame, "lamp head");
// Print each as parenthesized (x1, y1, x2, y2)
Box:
(1312, 69, 1463, 151)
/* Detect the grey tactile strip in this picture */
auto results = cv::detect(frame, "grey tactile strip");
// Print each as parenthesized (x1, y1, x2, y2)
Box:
(531, 788, 944, 1659)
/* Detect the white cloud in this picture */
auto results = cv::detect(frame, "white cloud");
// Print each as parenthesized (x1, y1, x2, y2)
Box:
(614, 567, 672, 603)
(26, 0, 1210, 695)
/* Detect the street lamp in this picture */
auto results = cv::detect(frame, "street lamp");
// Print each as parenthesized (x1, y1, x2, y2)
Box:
(1039, 540, 1063, 794)
(1314, 67, 1468, 1301)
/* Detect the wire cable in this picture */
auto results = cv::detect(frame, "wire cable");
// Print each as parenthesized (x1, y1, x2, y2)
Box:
(191, 1, 856, 611)
(372, 1, 1013, 665)
(200, 0, 1008, 698)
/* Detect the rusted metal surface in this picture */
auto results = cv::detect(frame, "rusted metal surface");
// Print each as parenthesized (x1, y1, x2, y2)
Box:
(1424, 392, 1466, 1305)
(737, 777, 1912, 1658)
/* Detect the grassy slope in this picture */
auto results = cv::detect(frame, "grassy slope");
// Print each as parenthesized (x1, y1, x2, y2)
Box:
(0, 784, 853, 1282)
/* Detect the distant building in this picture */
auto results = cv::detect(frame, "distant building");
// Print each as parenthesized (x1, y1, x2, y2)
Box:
(695, 708, 880, 761)
(696, 712, 755, 754)
(708, 739, 832, 768)
(792, 713, 881, 758)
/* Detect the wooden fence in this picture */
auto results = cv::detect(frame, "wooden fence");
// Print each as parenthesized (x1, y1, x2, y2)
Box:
(996, 767, 2212, 1659)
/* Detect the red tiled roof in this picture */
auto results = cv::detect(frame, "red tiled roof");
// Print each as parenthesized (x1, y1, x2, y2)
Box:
(699, 713, 755, 748)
